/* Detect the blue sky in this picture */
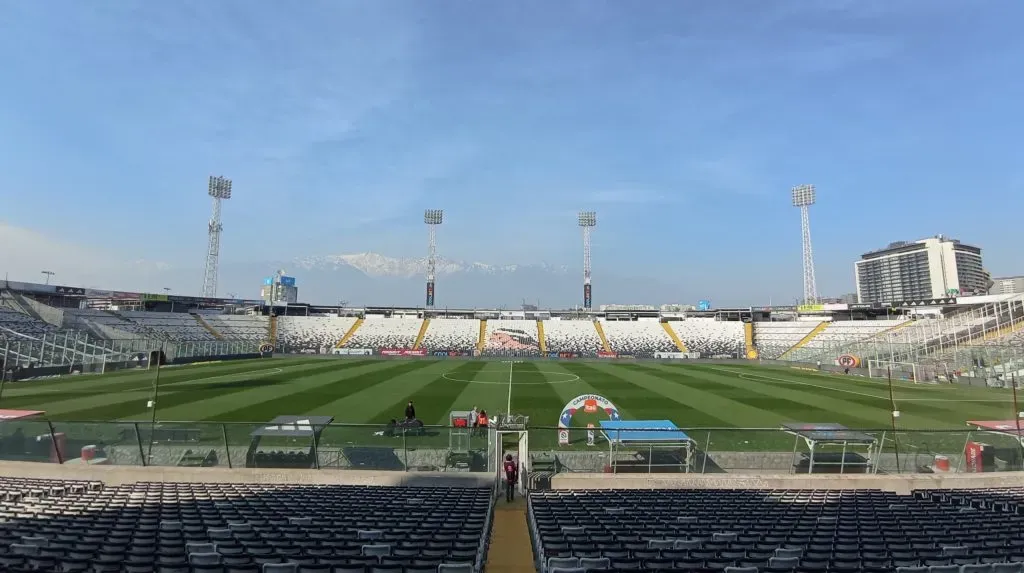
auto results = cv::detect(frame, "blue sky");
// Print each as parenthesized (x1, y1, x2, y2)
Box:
(1, 0, 1023, 303)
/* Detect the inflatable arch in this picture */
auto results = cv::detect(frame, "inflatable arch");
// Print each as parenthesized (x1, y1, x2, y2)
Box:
(557, 394, 621, 446)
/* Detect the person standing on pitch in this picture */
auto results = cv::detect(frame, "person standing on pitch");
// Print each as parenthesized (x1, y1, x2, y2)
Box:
(405, 401, 416, 421)
(503, 454, 519, 502)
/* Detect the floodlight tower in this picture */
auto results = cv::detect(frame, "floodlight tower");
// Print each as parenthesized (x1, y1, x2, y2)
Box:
(202, 175, 232, 298)
(424, 209, 443, 308)
(578, 211, 596, 309)
(791, 184, 819, 305)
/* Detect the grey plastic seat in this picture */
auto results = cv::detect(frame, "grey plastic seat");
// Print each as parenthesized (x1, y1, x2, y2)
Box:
(548, 557, 581, 571)
(190, 553, 224, 565)
(579, 557, 611, 570)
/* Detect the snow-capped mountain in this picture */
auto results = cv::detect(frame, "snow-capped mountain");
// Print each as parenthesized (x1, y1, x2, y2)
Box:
(293, 252, 569, 279)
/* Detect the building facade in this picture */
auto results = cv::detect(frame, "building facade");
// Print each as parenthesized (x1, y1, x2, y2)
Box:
(990, 276, 1024, 295)
(855, 236, 988, 303)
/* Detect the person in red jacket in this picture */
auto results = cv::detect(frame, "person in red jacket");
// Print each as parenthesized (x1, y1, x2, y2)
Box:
(503, 454, 519, 502)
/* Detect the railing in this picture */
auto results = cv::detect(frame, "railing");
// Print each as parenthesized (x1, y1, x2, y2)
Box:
(0, 421, 1018, 476)
(1, 333, 260, 372)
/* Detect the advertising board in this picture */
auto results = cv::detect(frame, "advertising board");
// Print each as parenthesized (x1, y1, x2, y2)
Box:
(379, 348, 428, 357)
(332, 348, 373, 356)
(597, 351, 618, 358)
(653, 352, 701, 360)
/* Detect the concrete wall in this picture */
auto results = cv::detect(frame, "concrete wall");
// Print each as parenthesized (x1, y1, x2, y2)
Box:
(551, 471, 1024, 495)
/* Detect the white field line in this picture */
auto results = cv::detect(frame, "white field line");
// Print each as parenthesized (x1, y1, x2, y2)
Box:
(7, 367, 286, 395)
(707, 366, 999, 403)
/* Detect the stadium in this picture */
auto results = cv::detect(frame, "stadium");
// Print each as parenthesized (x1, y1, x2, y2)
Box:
(3, 218, 1024, 572)
(5, 4, 1024, 572)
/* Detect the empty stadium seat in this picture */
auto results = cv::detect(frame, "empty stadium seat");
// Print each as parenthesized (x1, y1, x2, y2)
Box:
(752, 322, 819, 360)
(203, 314, 271, 341)
(530, 488, 1024, 573)
(482, 319, 542, 357)
(276, 316, 356, 353)
(600, 320, 676, 357)
(421, 319, 479, 354)
(543, 320, 604, 357)
(670, 319, 744, 358)
(0, 478, 492, 573)
(344, 317, 421, 351)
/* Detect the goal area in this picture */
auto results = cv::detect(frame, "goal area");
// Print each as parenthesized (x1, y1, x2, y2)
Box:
(866, 360, 940, 384)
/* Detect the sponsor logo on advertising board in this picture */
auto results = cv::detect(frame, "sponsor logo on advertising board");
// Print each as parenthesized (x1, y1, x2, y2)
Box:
(837, 354, 860, 368)
(597, 351, 618, 358)
(653, 352, 701, 360)
(549, 352, 577, 359)
(259, 343, 274, 353)
(332, 348, 373, 356)
(379, 348, 428, 357)
(432, 350, 470, 357)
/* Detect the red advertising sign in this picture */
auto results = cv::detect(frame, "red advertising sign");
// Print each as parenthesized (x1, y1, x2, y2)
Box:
(964, 441, 984, 473)
(597, 351, 618, 358)
(379, 349, 427, 357)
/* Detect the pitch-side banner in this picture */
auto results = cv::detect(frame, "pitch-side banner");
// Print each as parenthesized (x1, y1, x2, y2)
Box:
(331, 348, 373, 356)
(379, 348, 427, 357)
(597, 351, 618, 358)
(654, 352, 701, 360)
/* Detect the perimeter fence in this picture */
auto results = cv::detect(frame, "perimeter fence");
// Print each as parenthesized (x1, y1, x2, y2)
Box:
(0, 421, 1019, 476)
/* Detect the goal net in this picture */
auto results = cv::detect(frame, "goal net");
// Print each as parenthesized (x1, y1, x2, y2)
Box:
(78, 355, 108, 375)
(867, 360, 939, 384)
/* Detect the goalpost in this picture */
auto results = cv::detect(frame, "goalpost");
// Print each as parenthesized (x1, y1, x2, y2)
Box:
(867, 359, 939, 384)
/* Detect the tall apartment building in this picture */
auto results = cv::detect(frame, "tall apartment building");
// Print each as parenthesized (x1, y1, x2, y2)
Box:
(855, 235, 988, 303)
(990, 276, 1024, 295)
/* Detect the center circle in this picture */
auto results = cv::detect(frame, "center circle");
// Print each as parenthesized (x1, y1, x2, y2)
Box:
(442, 369, 580, 385)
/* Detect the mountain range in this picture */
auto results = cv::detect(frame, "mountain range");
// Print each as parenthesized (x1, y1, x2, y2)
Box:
(214, 252, 682, 309)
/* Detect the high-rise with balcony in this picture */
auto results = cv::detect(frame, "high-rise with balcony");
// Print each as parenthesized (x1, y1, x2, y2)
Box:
(855, 235, 988, 303)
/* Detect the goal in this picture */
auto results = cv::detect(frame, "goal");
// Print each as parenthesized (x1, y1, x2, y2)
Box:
(867, 360, 939, 384)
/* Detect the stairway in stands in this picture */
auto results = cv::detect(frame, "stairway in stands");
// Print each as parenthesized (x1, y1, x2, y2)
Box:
(536, 320, 547, 353)
(334, 318, 364, 349)
(744, 322, 757, 359)
(413, 318, 430, 350)
(661, 322, 689, 352)
(485, 498, 533, 573)
(268, 315, 278, 346)
(593, 321, 612, 353)
(193, 314, 224, 340)
(779, 321, 829, 359)
(477, 320, 487, 354)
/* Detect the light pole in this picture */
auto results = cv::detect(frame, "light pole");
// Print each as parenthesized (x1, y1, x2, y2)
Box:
(424, 210, 443, 309)
(41, 271, 55, 285)
(202, 175, 233, 298)
(578, 211, 596, 309)
(792, 185, 818, 305)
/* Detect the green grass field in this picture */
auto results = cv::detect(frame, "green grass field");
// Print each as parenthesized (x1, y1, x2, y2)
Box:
(1, 357, 1017, 444)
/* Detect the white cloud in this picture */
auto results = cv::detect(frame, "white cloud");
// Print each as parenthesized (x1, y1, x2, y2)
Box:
(0, 223, 174, 291)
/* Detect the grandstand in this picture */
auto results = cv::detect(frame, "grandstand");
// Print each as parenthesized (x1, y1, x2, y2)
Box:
(600, 319, 677, 356)
(669, 318, 745, 358)
(542, 319, 604, 357)
(422, 318, 481, 355)
(343, 315, 421, 351)
(482, 319, 542, 357)
(276, 315, 357, 353)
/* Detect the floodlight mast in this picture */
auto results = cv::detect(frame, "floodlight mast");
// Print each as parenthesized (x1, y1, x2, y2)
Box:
(424, 209, 443, 308)
(578, 211, 596, 309)
(791, 184, 819, 305)
(202, 176, 232, 298)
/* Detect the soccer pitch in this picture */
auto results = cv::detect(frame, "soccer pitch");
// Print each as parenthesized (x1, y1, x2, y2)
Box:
(1, 357, 1015, 433)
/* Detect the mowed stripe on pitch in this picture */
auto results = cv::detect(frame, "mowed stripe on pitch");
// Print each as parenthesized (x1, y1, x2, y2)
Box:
(211, 360, 441, 422)
(57, 360, 379, 421)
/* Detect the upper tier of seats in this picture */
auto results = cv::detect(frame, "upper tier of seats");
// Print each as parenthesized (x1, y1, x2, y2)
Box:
(805, 320, 905, 349)
(0, 304, 58, 339)
(344, 317, 421, 350)
(601, 320, 677, 356)
(422, 318, 480, 354)
(670, 319, 744, 357)
(114, 311, 218, 341)
(203, 314, 269, 341)
(0, 476, 490, 573)
(543, 320, 604, 357)
(277, 316, 356, 352)
(482, 319, 541, 357)
(752, 322, 821, 360)
(531, 488, 1024, 573)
